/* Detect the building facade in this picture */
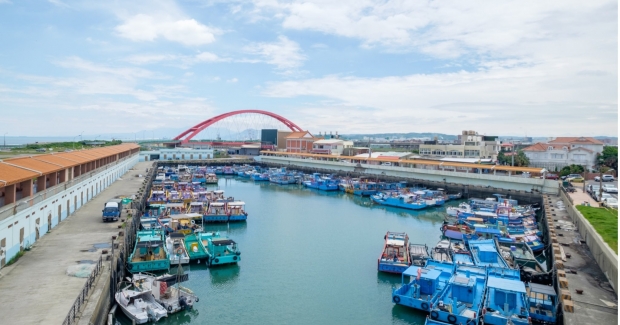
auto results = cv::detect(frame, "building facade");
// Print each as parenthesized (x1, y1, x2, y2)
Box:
(311, 139, 354, 155)
(285, 131, 317, 153)
(139, 148, 215, 161)
(419, 131, 500, 159)
(522, 137, 604, 171)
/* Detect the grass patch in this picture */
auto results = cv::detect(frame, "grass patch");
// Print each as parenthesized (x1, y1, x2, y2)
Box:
(576, 205, 618, 253)
(6, 250, 25, 266)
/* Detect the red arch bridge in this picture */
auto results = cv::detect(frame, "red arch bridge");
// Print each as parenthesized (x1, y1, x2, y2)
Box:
(164, 110, 304, 147)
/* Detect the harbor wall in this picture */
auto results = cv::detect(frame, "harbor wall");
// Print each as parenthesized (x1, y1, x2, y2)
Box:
(0, 154, 139, 269)
(559, 189, 618, 294)
(256, 156, 559, 194)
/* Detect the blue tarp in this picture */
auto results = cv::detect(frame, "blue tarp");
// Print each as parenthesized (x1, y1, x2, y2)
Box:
(487, 277, 526, 293)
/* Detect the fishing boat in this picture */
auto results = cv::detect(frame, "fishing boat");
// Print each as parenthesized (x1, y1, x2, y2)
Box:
(371, 192, 427, 210)
(205, 173, 218, 184)
(303, 173, 340, 191)
(184, 233, 210, 262)
(168, 214, 202, 235)
(495, 238, 552, 285)
(166, 232, 190, 265)
(127, 230, 170, 272)
(115, 284, 168, 324)
(378, 231, 411, 274)
(148, 190, 167, 204)
(164, 203, 185, 216)
(431, 239, 452, 263)
(482, 267, 530, 325)
(409, 243, 430, 266)
(468, 239, 509, 268)
(446, 203, 472, 217)
(198, 232, 241, 266)
(192, 172, 206, 184)
(132, 272, 198, 314)
(223, 166, 235, 175)
(214, 166, 223, 174)
(187, 202, 206, 215)
(251, 172, 270, 181)
(227, 201, 248, 222)
(449, 239, 474, 265)
(429, 265, 487, 325)
(392, 260, 455, 312)
(140, 216, 160, 231)
(528, 283, 558, 324)
(203, 202, 228, 222)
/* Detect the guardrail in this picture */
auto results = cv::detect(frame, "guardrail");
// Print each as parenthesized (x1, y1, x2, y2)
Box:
(62, 256, 104, 325)
(0, 155, 135, 221)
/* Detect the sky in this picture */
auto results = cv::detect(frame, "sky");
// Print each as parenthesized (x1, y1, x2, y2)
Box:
(0, 0, 617, 139)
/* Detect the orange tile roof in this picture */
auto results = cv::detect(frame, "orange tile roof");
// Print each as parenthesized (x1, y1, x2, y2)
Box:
(0, 143, 138, 187)
(548, 137, 603, 145)
(285, 131, 315, 139)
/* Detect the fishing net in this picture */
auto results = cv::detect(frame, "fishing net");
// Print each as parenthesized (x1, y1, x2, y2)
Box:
(66, 264, 95, 278)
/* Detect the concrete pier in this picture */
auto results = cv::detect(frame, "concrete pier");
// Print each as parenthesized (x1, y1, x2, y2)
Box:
(0, 161, 151, 325)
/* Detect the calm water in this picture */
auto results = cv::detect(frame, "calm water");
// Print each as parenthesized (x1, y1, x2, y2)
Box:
(117, 177, 464, 325)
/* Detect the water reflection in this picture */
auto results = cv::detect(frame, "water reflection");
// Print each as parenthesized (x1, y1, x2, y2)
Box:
(209, 264, 240, 285)
(391, 304, 427, 325)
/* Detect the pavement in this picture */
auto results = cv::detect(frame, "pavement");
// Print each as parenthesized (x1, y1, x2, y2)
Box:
(547, 194, 618, 325)
(567, 179, 618, 207)
(0, 161, 151, 325)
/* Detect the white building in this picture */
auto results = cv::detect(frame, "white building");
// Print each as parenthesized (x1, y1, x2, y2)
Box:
(419, 131, 500, 159)
(139, 148, 215, 161)
(311, 139, 354, 155)
(522, 137, 604, 171)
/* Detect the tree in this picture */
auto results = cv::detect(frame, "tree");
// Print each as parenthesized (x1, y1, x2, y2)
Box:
(559, 164, 584, 177)
(599, 146, 618, 171)
(514, 150, 530, 167)
(497, 151, 509, 165)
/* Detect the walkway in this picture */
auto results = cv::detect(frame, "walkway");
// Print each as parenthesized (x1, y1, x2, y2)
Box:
(0, 161, 151, 325)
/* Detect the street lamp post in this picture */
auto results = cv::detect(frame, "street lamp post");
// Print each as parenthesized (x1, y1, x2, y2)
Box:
(3, 132, 7, 150)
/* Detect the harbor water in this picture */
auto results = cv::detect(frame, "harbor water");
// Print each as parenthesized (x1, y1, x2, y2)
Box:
(118, 177, 466, 325)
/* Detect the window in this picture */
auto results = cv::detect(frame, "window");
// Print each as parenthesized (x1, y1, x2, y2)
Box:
(550, 154, 563, 159)
(548, 146, 554, 150)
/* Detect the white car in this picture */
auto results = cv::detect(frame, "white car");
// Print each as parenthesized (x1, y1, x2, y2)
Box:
(595, 175, 615, 182)
(602, 198, 618, 209)
(596, 192, 613, 202)
(603, 184, 618, 193)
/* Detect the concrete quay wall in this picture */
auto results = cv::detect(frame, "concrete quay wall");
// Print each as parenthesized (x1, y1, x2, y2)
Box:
(256, 156, 558, 195)
(559, 189, 618, 294)
(0, 154, 139, 269)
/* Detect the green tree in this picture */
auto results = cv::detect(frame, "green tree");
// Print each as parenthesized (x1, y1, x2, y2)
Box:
(514, 150, 530, 167)
(497, 151, 510, 165)
(559, 164, 585, 177)
(599, 146, 618, 170)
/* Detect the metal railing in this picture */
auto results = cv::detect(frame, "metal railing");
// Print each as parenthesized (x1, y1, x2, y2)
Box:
(62, 256, 104, 325)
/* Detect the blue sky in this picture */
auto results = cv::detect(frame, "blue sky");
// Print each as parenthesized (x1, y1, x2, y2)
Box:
(0, 0, 617, 138)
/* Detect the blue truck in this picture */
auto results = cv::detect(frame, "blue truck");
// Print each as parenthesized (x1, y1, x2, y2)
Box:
(102, 199, 122, 222)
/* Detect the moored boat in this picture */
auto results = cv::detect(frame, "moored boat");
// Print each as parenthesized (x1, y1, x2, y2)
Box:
(166, 232, 190, 265)
(227, 201, 248, 222)
(378, 231, 411, 274)
(131, 272, 198, 314)
(371, 192, 427, 210)
(204, 202, 228, 222)
(115, 284, 168, 324)
(482, 267, 530, 325)
(128, 230, 170, 272)
(468, 239, 509, 268)
(198, 232, 241, 266)
(429, 265, 487, 325)
(392, 260, 455, 312)
(409, 243, 430, 266)
(184, 233, 210, 262)
(495, 238, 551, 285)
(527, 283, 558, 324)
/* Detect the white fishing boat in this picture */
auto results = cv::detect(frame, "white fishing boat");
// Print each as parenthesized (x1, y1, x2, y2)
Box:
(132, 272, 199, 314)
(166, 232, 190, 265)
(115, 285, 167, 324)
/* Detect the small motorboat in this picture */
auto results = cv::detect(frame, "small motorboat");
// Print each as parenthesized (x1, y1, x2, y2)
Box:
(115, 284, 167, 324)
(166, 233, 190, 265)
(132, 272, 199, 314)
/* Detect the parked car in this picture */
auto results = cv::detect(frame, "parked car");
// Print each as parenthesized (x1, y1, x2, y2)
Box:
(566, 174, 582, 179)
(569, 176, 585, 183)
(381, 162, 393, 166)
(602, 184, 618, 193)
(595, 192, 614, 202)
(602, 198, 618, 209)
(594, 175, 616, 182)
(588, 184, 601, 197)
(544, 173, 559, 180)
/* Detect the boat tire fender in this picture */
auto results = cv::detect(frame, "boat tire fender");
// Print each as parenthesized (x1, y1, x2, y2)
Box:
(233, 256, 238, 261)
(195, 297, 199, 302)
(430, 311, 439, 320)
(214, 258, 219, 264)
(191, 220, 195, 225)
(127, 263, 133, 271)
(236, 252, 241, 256)
(421, 302, 429, 310)
(392, 296, 400, 304)
(167, 305, 173, 312)
(448, 314, 457, 323)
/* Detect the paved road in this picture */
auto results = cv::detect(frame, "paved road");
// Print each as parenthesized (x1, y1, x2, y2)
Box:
(0, 161, 150, 325)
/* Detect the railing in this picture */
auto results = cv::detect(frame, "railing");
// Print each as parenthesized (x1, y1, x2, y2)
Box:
(62, 256, 104, 325)
(0, 155, 136, 221)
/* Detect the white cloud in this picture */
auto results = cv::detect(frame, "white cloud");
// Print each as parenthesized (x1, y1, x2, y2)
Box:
(244, 36, 306, 73)
(48, 0, 69, 7)
(124, 51, 229, 68)
(0, 0, 12, 4)
(116, 14, 218, 46)
(227, 78, 238, 83)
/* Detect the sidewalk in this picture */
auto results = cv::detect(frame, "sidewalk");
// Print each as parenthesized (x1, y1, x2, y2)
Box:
(567, 183, 599, 207)
(0, 161, 150, 325)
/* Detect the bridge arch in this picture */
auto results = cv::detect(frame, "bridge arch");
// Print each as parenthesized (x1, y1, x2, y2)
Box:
(173, 110, 303, 144)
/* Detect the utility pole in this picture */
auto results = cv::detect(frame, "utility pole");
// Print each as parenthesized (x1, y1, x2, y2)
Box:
(3, 132, 7, 150)
(510, 138, 514, 167)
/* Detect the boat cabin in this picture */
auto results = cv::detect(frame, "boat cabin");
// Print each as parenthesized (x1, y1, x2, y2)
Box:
(165, 203, 185, 216)
(484, 276, 530, 325)
(528, 283, 557, 324)
(207, 202, 226, 215)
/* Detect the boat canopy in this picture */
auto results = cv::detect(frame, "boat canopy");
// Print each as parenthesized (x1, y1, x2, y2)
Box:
(157, 274, 189, 286)
(228, 202, 245, 206)
(529, 283, 556, 296)
(386, 239, 405, 246)
(475, 228, 502, 235)
(190, 202, 203, 206)
(169, 232, 185, 239)
(165, 203, 185, 208)
(487, 277, 526, 293)
(169, 213, 202, 220)
(152, 191, 165, 194)
(209, 202, 225, 207)
(136, 241, 163, 248)
(466, 217, 483, 223)
(212, 239, 235, 246)
(214, 190, 224, 194)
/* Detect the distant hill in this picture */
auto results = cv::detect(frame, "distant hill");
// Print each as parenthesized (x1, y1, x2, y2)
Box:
(341, 133, 458, 140)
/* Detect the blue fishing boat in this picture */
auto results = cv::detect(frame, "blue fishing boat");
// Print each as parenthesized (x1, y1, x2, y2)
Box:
(527, 283, 558, 324)
(378, 231, 411, 274)
(214, 166, 223, 174)
(483, 267, 530, 325)
(198, 232, 241, 266)
(468, 239, 509, 268)
(203, 202, 229, 222)
(371, 192, 427, 210)
(192, 172, 205, 183)
(127, 230, 170, 272)
(392, 260, 455, 312)
(223, 166, 235, 175)
(251, 172, 270, 181)
(495, 238, 552, 285)
(227, 201, 248, 222)
(429, 265, 487, 325)
(303, 173, 339, 191)
(184, 233, 210, 262)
